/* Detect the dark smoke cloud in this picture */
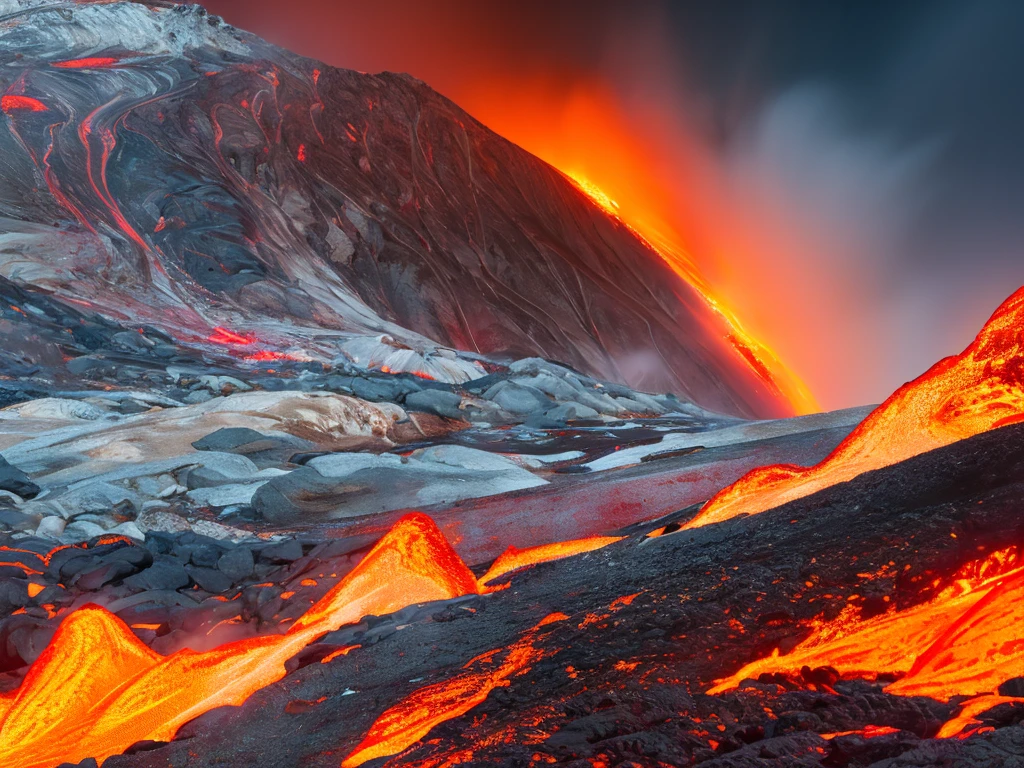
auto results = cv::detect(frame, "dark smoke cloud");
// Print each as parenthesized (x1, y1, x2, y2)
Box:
(198, 0, 1024, 411)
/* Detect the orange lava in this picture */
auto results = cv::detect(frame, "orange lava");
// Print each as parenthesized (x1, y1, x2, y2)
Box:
(321, 645, 360, 664)
(51, 57, 120, 69)
(477, 536, 623, 592)
(937, 695, 1024, 739)
(566, 170, 816, 417)
(341, 615, 566, 767)
(243, 350, 303, 362)
(683, 287, 1024, 532)
(1, 94, 47, 112)
(709, 548, 1024, 737)
(208, 326, 256, 345)
(820, 725, 900, 740)
(0, 512, 631, 766)
(0, 514, 477, 768)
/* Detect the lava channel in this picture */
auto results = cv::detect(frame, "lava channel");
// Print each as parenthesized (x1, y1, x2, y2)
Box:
(709, 547, 1024, 737)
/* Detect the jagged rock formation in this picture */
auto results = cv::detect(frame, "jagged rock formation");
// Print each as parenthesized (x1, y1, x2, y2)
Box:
(0, 0, 792, 418)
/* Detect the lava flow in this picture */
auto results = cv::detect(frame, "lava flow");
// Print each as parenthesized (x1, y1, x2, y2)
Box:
(342, 613, 567, 767)
(709, 547, 1024, 736)
(0, 514, 475, 768)
(476, 536, 624, 592)
(678, 286, 1024, 531)
(0, 515, 623, 768)
(567, 171, 818, 417)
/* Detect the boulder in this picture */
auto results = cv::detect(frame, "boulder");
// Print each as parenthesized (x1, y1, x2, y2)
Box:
(0, 455, 39, 500)
(217, 546, 254, 581)
(403, 389, 465, 420)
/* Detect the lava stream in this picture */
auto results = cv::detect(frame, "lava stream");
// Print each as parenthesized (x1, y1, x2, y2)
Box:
(341, 613, 567, 767)
(680, 286, 1024, 531)
(476, 536, 623, 592)
(709, 548, 1024, 737)
(0, 516, 621, 767)
(0, 514, 473, 768)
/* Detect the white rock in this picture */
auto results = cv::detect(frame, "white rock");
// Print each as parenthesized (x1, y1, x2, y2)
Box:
(414, 445, 526, 473)
(35, 516, 65, 538)
(3, 397, 107, 421)
(61, 520, 106, 542)
(135, 509, 190, 534)
(187, 482, 267, 508)
(0, 490, 23, 505)
(307, 452, 402, 477)
(57, 481, 138, 518)
(109, 521, 146, 541)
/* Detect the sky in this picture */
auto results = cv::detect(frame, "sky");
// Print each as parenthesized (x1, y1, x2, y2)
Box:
(199, 0, 1024, 411)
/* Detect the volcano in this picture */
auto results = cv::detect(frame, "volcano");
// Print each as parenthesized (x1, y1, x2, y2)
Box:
(0, 3, 1022, 768)
(0, 0, 804, 419)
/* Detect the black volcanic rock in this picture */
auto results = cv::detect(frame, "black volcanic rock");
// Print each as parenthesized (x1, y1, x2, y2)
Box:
(0, 1, 790, 418)
(0, 455, 39, 500)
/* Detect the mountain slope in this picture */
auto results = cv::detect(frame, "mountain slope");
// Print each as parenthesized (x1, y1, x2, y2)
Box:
(0, 0, 794, 418)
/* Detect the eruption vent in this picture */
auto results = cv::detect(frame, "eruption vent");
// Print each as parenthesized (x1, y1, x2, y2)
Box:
(682, 286, 1024, 531)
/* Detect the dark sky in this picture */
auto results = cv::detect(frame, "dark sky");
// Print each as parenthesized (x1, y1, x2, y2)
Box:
(199, 0, 1024, 410)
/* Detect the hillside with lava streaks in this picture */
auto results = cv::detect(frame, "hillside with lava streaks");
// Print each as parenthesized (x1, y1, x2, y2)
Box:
(0, 0, 797, 418)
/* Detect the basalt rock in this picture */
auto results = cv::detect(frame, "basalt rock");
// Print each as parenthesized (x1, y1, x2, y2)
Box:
(0, 455, 39, 500)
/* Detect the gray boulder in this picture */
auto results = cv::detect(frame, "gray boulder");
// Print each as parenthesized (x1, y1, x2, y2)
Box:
(403, 389, 464, 420)
(254, 446, 546, 524)
(0, 455, 39, 499)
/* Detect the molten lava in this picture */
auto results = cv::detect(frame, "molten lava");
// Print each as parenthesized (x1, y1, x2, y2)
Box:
(341, 614, 567, 768)
(1, 94, 47, 112)
(0, 513, 622, 767)
(681, 287, 1024, 532)
(208, 326, 256, 346)
(51, 57, 120, 69)
(709, 547, 1024, 737)
(477, 536, 623, 592)
(0, 514, 475, 768)
(566, 170, 817, 417)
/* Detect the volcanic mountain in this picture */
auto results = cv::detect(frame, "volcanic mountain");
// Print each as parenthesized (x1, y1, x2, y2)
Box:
(0, 0, 799, 418)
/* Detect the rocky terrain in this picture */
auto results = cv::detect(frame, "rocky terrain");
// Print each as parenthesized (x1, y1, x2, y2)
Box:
(0, 2, 1022, 768)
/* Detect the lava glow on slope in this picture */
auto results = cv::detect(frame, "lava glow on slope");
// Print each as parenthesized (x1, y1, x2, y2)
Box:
(676, 286, 1024, 532)
(342, 613, 568, 767)
(709, 547, 1024, 737)
(565, 170, 818, 417)
(477, 535, 624, 592)
(0, 517, 619, 768)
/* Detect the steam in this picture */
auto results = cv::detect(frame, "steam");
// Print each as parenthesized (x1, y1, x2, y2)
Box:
(710, 84, 940, 409)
